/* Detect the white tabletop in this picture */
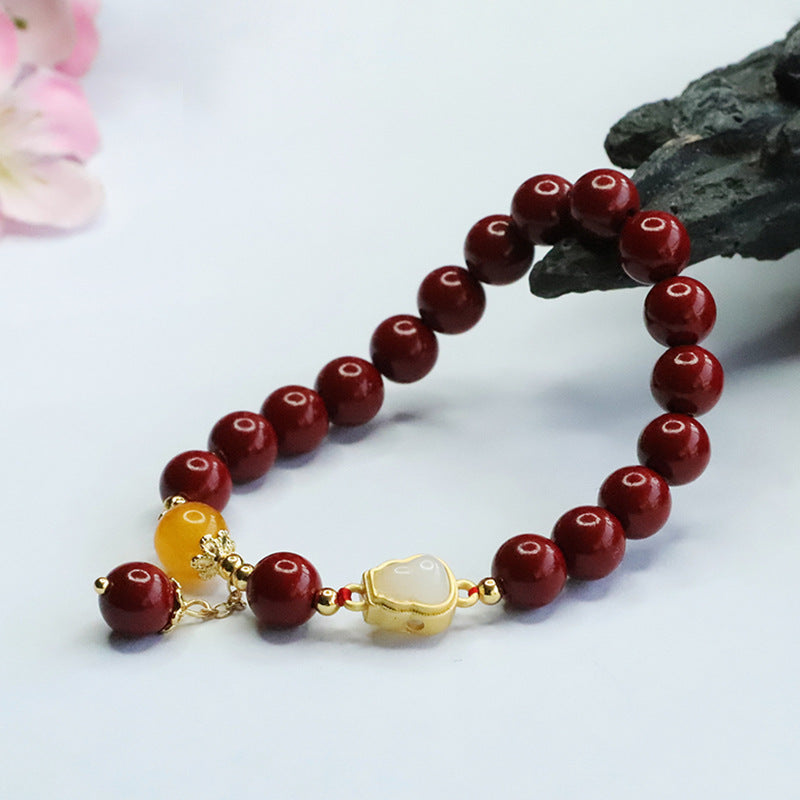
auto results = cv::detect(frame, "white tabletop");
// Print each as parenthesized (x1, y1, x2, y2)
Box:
(3, 2, 799, 798)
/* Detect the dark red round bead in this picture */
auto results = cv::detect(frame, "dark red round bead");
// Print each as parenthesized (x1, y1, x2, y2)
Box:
(598, 466, 672, 540)
(208, 411, 278, 484)
(637, 413, 711, 486)
(464, 214, 534, 285)
(246, 552, 322, 628)
(569, 168, 640, 238)
(644, 276, 717, 346)
(651, 345, 724, 416)
(552, 506, 626, 580)
(261, 386, 329, 456)
(370, 314, 438, 383)
(315, 356, 384, 426)
(510, 173, 573, 244)
(98, 562, 176, 636)
(417, 266, 486, 334)
(492, 534, 567, 609)
(159, 450, 232, 510)
(619, 210, 691, 284)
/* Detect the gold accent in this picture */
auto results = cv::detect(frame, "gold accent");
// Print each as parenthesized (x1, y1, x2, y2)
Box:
(191, 531, 237, 580)
(314, 588, 340, 616)
(163, 578, 246, 631)
(362, 555, 458, 636)
(94, 577, 109, 595)
(456, 579, 479, 608)
(231, 563, 254, 592)
(341, 583, 367, 613)
(478, 578, 502, 605)
(159, 495, 187, 519)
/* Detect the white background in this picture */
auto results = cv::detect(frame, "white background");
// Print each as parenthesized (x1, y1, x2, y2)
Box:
(2, 2, 799, 797)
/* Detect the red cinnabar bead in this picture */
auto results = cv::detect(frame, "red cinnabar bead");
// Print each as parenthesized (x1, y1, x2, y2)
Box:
(261, 386, 329, 456)
(569, 169, 640, 238)
(552, 506, 626, 580)
(370, 314, 438, 383)
(98, 562, 176, 636)
(510, 174, 573, 245)
(315, 356, 385, 426)
(417, 266, 486, 334)
(638, 413, 710, 485)
(247, 552, 322, 628)
(644, 276, 717, 346)
(159, 450, 232, 511)
(208, 411, 278, 483)
(650, 345, 724, 416)
(598, 466, 671, 540)
(492, 534, 567, 609)
(619, 210, 691, 284)
(464, 214, 534, 285)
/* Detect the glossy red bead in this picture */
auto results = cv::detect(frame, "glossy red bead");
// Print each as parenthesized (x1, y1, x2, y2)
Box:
(619, 210, 691, 284)
(492, 534, 567, 609)
(551, 506, 626, 580)
(246, 552, 322, 628)
(644, 276, 717, 346)
(464, 214, 534, 285)
(159, 450, 232, 511)
(370, 314, 438, 383)
(637, 413, 711, 485)
(261, 385, 329, 456)
(315, 356, 385, 426)
(208, 411, 278, 483)
(598, 466, 671, 540)
(417, 266, 486, 334)
(651, 345, 724, 416)
(510, 174, 573, 244)
(98, 562, 176, 636)
(569, 168, 640, 238)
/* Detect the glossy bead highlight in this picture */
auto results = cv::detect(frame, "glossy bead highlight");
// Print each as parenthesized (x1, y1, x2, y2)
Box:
(569, 169, 639, 238)
(370, 314, 438, 383)
(315, 356, 384, 426)
(247, 552, 322, 628)
(552, 506, 626, 580)
(510, 174, 573, 244)
(644, 276, 717, 346)
(417, 266, 486, 334)
(159, 450, 232, 511)
(464, 214, 534, 285)
(598, 466, 671, 540)
(209, 411, 278, 484)
(492, 534, 567, 609)
(261, 385, 329, 456)
(650, 345, 724, 416)
(638, 413, 711, 485)
(620, 211, 691, 284)
(97, 562, 176, 636)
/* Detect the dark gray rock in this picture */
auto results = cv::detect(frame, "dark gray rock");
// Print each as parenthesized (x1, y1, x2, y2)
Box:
(529, 23, 800, 299)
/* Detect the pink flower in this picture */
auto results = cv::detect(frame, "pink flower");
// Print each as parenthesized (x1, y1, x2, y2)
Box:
(0, 7, 102, 231)
(2, 0, 100, 76)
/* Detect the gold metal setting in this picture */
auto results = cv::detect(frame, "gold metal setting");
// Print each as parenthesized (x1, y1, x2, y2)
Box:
(314, 588, 340, 616)
(191, 531, 238, 580)
(478, 577, 503, 605)
(158, 494, 186, 519)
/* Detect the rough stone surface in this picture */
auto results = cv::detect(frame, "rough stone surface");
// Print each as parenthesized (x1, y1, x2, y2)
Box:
(530, 23, 800, 298)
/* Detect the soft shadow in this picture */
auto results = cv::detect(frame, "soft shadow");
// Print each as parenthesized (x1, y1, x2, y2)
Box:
(368, 628, 445, 650)
(720, 300, 800, 373)
(502, 600, 561, 626)
(563, 574, 620, 603)
(257, 626, 309, 645)
(107, 631, 164, 653)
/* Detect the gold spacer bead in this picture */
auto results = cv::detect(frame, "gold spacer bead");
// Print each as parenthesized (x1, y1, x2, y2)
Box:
(314, 588, 340, 616)
(478, 578, 502, 605)
(231, 563, 254, 592)
(94, 577, 110, 595)
(218, 553, 244, 580)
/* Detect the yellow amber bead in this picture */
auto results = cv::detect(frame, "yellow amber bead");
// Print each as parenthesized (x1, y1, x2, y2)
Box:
(154, 502, 227, 588)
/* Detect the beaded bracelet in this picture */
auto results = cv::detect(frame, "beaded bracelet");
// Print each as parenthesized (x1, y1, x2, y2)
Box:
(94, 167, 723, 639)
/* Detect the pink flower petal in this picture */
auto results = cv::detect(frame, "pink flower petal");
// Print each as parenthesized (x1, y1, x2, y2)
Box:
(3, 0, 76, 67)
(0, 153, 103, 228)
(11, 68, 100, 160)
(0, 9, 20, 92)
(56, 2, 99, 77)
(72, 0, 101, 17)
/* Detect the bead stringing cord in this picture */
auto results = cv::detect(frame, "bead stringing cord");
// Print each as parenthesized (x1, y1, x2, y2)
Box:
(94, 167, 723, 639)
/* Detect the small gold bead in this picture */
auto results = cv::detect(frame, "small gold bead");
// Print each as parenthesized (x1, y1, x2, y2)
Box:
(231, 563, 254, 592)
(478, 578, 502, 605)
(94, 577, 109, 595)
(218, 553, 244, 580)
(314, 588, 340, 616)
